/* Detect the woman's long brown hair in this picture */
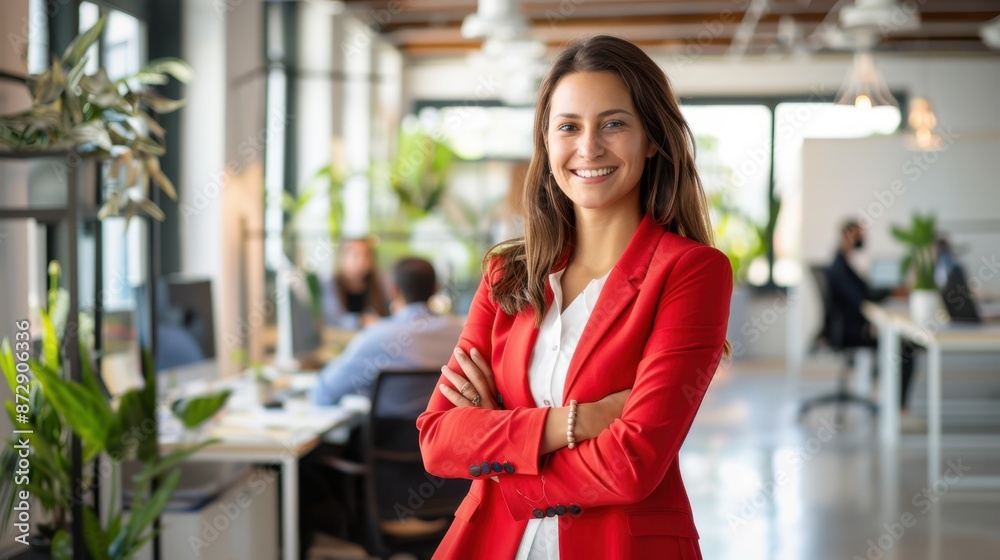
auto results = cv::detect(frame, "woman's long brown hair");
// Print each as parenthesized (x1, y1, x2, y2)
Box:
(335, 238, 389, 317)
(484, 36, 729, 355)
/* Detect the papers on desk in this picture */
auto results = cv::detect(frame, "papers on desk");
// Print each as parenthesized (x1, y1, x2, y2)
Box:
(159, 405, 359, 449)
(218, 406, 356, 433)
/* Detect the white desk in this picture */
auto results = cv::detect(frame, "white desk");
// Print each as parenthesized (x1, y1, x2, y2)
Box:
(160, 404, 363, 560)
(863, 301, 1000, 488)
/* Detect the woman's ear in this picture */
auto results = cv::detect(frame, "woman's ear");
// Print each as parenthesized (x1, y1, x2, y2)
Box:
(645, 139, 657, 158)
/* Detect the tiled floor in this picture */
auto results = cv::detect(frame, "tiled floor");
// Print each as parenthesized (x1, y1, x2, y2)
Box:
(683, 360, 1000, 560)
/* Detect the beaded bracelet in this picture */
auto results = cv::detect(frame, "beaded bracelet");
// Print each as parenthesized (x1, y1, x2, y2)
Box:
(567, 400, 579, 449)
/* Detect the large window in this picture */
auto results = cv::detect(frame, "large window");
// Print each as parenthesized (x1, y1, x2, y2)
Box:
(79, 2, 149, 311)
(683, 105, 773, 286)
(683, 98, 902, 288)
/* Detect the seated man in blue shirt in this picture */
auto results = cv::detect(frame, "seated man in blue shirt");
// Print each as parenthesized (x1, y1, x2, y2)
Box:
(313, 257, 464, 408)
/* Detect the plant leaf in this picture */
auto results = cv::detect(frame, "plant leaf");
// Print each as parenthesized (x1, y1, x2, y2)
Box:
(51, 529, 73, 560)
(139, 111, 166, 139)
(62, 14, 107, 67)
(170, 389, 231, 429)
(133, 197, 167, 222)
(0, 339, 18, 394)
(40, 308, 59, 371)
(145, 155, 177, 200)
(121, 58, 195, 86)
(140, 90, 187, 114)
(82, 505, 112, 560)
(28, 359, 111, 455)
(68, 121, 114, 152)
(123, 468, 182, 551)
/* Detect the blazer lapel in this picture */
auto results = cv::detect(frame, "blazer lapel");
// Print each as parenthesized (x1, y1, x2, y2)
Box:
(503, 279, 555, 408)
(561, 213, 663, 402)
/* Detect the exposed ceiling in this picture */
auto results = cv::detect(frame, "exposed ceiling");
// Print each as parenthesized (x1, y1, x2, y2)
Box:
(339, 0, 1000, 57)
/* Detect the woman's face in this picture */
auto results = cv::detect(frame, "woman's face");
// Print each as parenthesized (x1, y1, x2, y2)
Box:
(340, 240, 373, 279)
(546, 71, 655, 215)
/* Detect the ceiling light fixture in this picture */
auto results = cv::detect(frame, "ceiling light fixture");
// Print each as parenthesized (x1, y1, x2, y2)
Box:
(835, 52, 898, 109)
(904, 97, 944, 151)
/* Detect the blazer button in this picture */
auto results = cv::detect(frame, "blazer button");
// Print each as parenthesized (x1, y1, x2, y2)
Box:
(545, 507, 556, 518)
(568, 504, 582, 516)
(469, 464, 481, 477)
(554, 505, 567, 516)
(532, 509, 545, 519)
(491, 461, 503, 474)
(503, 462, 515, 474)
(480, 462, 491, 475)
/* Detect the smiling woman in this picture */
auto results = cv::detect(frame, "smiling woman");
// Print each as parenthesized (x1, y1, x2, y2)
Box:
(546, 72, 656, 217)
(417, 35, 733, 560)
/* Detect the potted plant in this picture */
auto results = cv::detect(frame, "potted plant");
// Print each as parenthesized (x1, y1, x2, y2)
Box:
(892, 212, 941, 325)
(1, 263, 79, 552)
(0, 14, 192, 222)
(1, 262, 229, 558)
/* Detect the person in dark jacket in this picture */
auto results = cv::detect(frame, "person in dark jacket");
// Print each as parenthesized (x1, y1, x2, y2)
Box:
(827, 220, 919, 417)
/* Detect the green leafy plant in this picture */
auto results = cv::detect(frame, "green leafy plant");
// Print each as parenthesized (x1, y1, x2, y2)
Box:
(279, 164, 346, 320)
(387, 127, 457, 218)
(708, 191, 779, 283)
(1, 263, 82, 543)
(1, 263, 226, 558)
(0, 14, 192, 222)
(891, 212, 937, 290)
(1, 336, 70, 542)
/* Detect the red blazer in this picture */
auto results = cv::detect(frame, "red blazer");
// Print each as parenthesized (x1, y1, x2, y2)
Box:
(417, 213, 732, 559)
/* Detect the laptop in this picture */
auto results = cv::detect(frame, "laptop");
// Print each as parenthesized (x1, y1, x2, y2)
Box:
(941, 267, 1000, 323)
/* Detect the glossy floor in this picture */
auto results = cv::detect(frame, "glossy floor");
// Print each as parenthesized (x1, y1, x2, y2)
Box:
(682, 360, 1000, 560)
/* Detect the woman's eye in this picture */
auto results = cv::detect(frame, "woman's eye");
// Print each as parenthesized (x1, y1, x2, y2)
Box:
(557, 123, 577, 132)
(605, 120, 625, 129)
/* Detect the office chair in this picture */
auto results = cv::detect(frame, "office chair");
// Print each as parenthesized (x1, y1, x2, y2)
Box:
(319, 369, 470, 560)
(799, 265, 878, 424)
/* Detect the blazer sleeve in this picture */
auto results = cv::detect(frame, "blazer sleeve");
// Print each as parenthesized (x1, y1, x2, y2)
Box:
(417, 266, 551, 480)
(496, 245, 733, 519)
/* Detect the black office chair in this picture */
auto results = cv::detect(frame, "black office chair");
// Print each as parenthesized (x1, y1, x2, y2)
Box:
(321, 369, 470, 559)
(799, 265, 878, 424)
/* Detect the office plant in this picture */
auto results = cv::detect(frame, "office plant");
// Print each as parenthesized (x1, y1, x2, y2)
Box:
(1, 263, 227, 558)
(892, 211, 940, 323)
(892, 211, 937, 290)
(0, 14, 192, 223)
(386, 126, 456, 219)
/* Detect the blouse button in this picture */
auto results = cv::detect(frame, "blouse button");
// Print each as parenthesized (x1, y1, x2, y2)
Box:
(551, 345, 558, 351)
(543, 399, 551, 406)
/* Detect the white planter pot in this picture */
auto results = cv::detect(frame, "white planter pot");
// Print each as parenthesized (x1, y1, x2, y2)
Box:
(909, 289, 944, 326)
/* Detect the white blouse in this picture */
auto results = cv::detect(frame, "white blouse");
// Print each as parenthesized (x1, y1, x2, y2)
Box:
(514, 267, 611, 560)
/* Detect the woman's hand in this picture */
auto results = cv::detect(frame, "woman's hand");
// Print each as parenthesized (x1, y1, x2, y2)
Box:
(539, 388, 631, 455)
(576, 389, 631, 440)
(438, 347, 500, 410)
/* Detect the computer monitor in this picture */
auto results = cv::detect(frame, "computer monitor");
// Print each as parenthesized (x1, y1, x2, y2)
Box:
(289, 285, 321, 358)
(134, 277, 215, 373)
(165, 278, 216, 361)
(942, 267, 981, 323)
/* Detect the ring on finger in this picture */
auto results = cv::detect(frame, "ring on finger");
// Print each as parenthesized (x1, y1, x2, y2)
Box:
(459, 382, 472, 396)
(471, 395, 482, 407)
